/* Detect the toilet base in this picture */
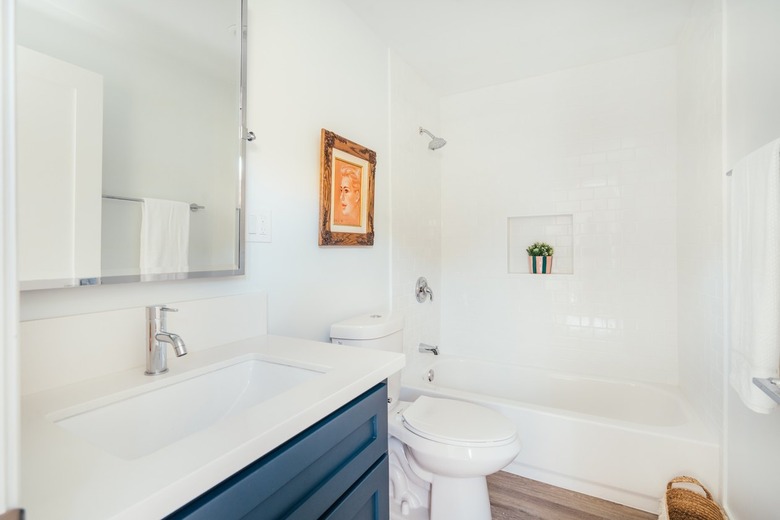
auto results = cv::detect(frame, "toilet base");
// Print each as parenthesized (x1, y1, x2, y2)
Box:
(430, 476, 491, 520)
(388, 436, 430, 519)
(389, 500, 429, 520)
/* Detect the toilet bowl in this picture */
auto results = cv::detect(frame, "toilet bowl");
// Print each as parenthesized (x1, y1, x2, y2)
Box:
(331, 313, 521, 520)
(390, 398, 521, 520)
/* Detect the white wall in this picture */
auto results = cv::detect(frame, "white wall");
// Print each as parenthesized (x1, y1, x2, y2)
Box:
(439, 48, 679, 384)
(20, 293, 267, 395)
(20, 0, 393, 344)
(676, 0, 723, 440)
(245, 0, 390, 340)
(389, 51, 442, 363)
(723, 0, 780, 517)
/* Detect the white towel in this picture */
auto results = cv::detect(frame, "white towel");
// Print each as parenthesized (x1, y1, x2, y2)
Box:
(728, 138, 780, 413)
(140, 198, 190, 275)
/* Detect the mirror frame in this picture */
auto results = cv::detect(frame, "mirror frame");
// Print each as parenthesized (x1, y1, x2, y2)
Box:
(19, 0, 248, 290)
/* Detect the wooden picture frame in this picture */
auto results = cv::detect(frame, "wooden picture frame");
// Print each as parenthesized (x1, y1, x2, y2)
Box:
(319, 129, 376, 246)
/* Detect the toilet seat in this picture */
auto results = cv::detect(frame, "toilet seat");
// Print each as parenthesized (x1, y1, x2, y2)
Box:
(401, 396, 517, 447)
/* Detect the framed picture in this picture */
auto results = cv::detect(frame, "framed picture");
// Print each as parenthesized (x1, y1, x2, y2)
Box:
(319, 129, 376, 246)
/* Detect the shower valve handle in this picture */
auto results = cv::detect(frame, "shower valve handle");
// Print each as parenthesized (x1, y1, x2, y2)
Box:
(416, 277, 434, 303)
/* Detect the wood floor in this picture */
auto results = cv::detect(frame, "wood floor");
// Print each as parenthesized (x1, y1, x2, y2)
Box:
(487, 472, 657, 520)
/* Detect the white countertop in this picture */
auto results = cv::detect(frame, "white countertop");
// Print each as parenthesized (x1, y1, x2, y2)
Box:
(21, 335, 404, 520)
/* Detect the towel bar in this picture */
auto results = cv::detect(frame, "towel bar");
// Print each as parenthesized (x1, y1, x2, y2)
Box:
(102, 195, 205, 212)
(753, 377, 780, 405)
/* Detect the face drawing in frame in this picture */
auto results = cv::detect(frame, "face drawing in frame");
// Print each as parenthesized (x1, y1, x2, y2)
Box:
(319, 128, 376, 246)
(333, 158, 363, 227)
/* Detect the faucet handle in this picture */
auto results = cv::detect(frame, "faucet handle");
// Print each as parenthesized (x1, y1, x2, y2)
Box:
(147, 304, 178, 313)
(147, 305, 178, 330)
(416, 277, 434, 303)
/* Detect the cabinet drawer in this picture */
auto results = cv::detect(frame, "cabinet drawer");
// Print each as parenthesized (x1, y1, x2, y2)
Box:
(167, 382, 388, 520)
(322, 455, 389, 520)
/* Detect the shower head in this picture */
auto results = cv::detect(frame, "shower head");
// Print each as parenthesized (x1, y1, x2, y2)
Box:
(419, 127, 447, 150)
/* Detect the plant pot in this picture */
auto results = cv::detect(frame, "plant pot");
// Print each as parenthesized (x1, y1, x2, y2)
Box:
(528, 255, 553, 274)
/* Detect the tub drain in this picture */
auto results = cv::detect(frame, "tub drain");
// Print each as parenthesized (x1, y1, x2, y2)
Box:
(425, 369, 435, 383)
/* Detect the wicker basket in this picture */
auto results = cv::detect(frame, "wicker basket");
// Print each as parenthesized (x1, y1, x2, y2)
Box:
(659, 476, 728, 520)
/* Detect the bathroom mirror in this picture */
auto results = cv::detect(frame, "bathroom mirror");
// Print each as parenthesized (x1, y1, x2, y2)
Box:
(16, 0, 247, 290)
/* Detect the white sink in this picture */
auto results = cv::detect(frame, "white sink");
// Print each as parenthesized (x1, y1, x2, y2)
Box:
(52, 359, 323, 459)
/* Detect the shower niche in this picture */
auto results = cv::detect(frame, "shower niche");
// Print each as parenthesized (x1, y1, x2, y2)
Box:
(508, 214, 573, 274)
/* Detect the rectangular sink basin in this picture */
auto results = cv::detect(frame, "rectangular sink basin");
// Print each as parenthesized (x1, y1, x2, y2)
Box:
(52, 359, 323, 460)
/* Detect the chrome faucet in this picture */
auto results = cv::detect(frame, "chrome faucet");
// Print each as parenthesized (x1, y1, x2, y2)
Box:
(145, 305, 187, 375)
(419, 343, 439, 355)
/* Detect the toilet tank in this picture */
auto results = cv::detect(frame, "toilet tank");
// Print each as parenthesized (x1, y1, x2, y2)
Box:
(330, 313, 404, 408)
(330, 313, 404, 353)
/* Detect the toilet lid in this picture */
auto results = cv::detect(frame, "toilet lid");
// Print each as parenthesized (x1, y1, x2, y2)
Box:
(401, 396, 517, 446)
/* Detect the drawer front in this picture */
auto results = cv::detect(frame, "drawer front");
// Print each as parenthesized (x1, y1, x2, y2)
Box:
(321, 455, 389, 520)
(167, 382, 388, 520)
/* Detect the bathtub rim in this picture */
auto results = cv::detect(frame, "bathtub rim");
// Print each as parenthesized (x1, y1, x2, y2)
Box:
(401, 354, 719, 444)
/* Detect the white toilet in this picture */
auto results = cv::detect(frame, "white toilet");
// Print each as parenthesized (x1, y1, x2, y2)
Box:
(331, 313, 521, 520)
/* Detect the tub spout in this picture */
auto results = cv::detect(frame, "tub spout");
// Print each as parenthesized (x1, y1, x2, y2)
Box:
(419, 343, 439, 355)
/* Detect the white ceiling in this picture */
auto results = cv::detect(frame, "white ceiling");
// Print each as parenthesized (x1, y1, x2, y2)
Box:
(342, 0, 694, 95)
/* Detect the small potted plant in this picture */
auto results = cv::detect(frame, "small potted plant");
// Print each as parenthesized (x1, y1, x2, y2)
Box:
(526, 241, 554, 274)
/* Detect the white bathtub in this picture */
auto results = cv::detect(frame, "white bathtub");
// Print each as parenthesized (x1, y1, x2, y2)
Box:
(400, 356, 719, 513)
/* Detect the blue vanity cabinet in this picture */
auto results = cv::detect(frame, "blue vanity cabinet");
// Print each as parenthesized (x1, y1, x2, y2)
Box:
(166, 382, 389, 520)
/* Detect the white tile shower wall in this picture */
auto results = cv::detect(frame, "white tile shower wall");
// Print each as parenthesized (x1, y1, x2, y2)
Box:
(389, 51, 442, 363)
(440, 48, 679, 384)
(676, 0, 723, 438)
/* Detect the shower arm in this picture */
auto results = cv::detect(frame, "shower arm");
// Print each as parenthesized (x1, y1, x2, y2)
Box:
(419, 128, 435, 139)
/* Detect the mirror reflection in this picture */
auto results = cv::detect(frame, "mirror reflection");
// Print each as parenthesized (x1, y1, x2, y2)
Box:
(16, 0, 246, 290)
